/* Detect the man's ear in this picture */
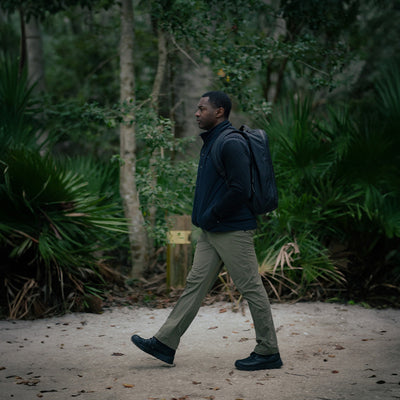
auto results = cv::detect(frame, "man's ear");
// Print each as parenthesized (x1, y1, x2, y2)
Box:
(216, 107, 225, 118)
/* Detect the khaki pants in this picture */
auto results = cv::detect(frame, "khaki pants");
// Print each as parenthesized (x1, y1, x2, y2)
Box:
(155, 230, 279, 355)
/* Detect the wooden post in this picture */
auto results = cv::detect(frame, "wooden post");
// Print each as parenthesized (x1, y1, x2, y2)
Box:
(166, 215, 192, 289)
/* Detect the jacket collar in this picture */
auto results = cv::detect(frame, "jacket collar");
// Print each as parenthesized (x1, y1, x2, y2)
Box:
(200, 120, 231, 144)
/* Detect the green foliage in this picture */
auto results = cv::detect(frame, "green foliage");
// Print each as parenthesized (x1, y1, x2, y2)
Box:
(0, 58, 47, 152)
(2, 0, 399, 308)
(41, 98, 121, 159)
(323, 65, 400, 242)
(0, 15, 19, 59)
(36, 95, 196, 248)
(135, 107, 197, 245)
(146, 0, 208, 32)
(174, 0, 359, 107)
(377, 65, 400, 121)
(350, 1, 400, 97)
(0, 147, 127, 317)
(280, 0, 359, 37)
(257, 231, 345, 300)
(1, 0, 115, 20)
(44, 8, 120, 103)
(255, 68, 400, 302)
(41, 98, 197, 248)
(0, 57, 127, 319)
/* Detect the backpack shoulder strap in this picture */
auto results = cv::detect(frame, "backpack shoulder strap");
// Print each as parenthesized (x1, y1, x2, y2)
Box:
(210, 126, 239, 179)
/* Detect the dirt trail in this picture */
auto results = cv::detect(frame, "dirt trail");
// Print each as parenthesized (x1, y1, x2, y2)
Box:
(1, 302, 399, 400)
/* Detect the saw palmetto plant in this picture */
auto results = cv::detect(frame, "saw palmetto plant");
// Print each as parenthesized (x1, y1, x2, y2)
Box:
(0, 148, 127, 318)
(0, 59, 127, 318)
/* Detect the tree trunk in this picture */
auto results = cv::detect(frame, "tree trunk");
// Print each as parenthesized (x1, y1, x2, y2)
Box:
(18, 9, 27, 75)
(263, 12, 287, 104)
(148, 26, 168, 229)
(25, 16, 45, 92)
(265, 57, 288, 103)
(119, 0, 148, 278)
(151, 27, 168, 111)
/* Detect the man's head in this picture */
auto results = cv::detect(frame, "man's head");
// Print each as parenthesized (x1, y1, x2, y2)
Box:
(195, 91, 232, 131)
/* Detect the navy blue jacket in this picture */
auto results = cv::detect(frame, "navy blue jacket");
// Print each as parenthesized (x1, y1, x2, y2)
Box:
(192, 120, 257, 232)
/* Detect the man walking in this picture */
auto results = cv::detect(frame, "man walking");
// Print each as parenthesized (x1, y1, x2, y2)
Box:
(131, 91, 282, 371)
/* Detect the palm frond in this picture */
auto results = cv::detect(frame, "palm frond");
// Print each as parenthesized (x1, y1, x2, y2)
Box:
(258, 232, 345, 299)
(0, 57, 47, 153)
(0, 147, 127, 318)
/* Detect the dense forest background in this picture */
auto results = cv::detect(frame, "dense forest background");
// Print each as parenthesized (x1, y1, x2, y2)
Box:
(1, 0, 399, 319)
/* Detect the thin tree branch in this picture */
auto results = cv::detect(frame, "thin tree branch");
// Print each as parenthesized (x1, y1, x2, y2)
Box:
(170, 34, 200, 68)
(296, 59, 330, 76)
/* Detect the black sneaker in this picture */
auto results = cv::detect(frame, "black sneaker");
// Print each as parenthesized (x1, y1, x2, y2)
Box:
(131, 335, 175, 365)
(235, 352, 283, 371)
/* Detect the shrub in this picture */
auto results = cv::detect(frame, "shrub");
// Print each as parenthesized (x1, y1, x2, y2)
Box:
(255, 69, 400, 304)
(0, 148, 127, 318)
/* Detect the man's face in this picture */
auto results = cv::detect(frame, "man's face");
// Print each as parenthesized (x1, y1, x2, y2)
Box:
(195, 96, 219, 131)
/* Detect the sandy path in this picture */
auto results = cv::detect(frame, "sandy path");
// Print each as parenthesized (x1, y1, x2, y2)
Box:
(1, 302, 399, 400)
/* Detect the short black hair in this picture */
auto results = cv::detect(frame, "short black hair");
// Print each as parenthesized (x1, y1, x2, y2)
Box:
(201, 91, 232, 118)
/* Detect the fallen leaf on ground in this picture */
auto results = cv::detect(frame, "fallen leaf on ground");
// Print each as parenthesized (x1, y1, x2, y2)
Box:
(112, 352, 125, 356)
(208, 326, 218, 330)
(16, 378, 40, 386)
(219, 308, 227, 313)
(192, 381, 201, 385)
(123, 383, 135, 388)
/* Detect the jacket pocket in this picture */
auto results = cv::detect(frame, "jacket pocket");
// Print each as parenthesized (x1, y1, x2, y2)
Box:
(201, 207, 220, 231)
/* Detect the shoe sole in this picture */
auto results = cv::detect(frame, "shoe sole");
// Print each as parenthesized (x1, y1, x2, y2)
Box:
(131, 336, 174, 365)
